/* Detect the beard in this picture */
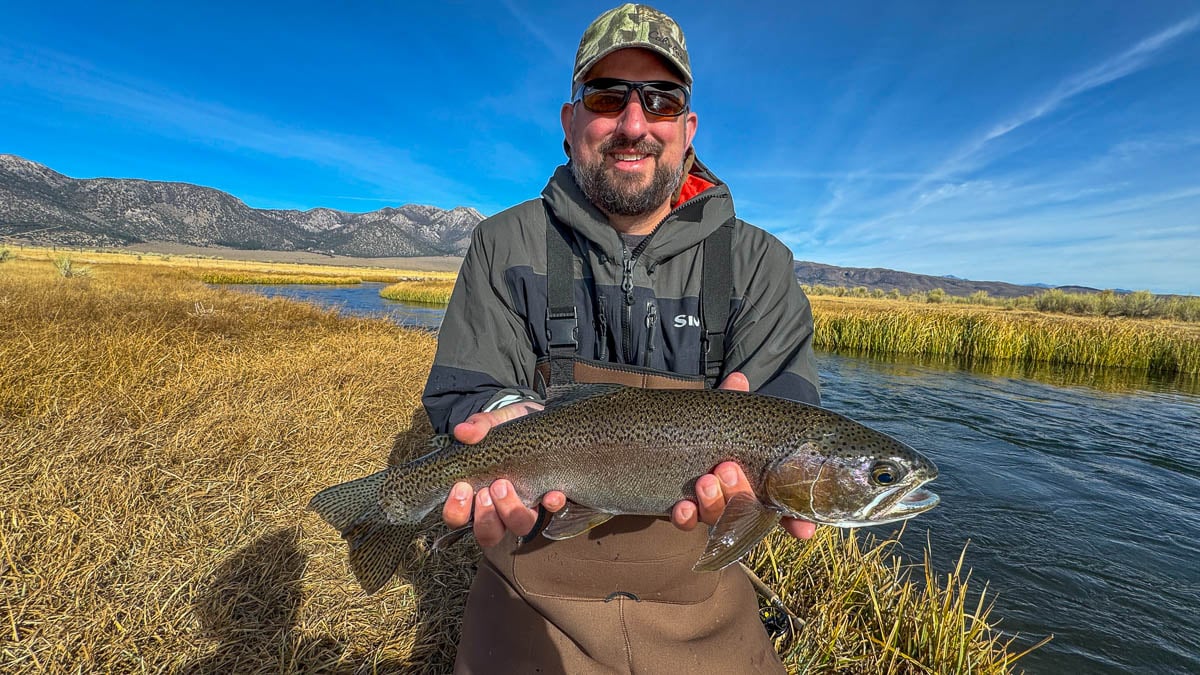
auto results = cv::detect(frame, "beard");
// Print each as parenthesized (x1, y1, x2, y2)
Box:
(571, 136, 685, 217)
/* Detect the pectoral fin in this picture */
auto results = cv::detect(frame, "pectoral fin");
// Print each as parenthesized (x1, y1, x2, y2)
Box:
(693, 493, 781, 572)
(432, 524, 473, 551)
(541, 502, 615, 540)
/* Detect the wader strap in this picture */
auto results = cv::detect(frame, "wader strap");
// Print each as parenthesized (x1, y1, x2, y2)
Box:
(544, 202, 577, 387)
(700, 218, 734, 388)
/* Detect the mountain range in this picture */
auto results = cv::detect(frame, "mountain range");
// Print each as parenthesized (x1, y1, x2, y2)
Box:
(1, 154, 1090, 298)
(0, 154, 482, 257)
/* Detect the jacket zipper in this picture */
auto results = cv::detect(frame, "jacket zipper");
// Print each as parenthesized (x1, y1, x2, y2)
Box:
(617, 193, 718, 365)
(644, 300, 658, 358)
(596, 293, 609, 361)
(621, 242, 635, 362)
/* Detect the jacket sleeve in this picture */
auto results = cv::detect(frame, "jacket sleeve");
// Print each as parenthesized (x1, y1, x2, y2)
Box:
(724, 227, 821, 405)
(422, 224, 542, 433)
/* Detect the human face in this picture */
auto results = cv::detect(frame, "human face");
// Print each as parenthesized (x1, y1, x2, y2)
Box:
(561, 48, 698, 218)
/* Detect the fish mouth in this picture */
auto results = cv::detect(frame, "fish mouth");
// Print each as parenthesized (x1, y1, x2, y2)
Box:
(885, 487, 940, 519)
(821, 484, 940, 527)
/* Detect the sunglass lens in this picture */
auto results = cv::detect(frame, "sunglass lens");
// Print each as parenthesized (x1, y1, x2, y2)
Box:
(642, 86, 686, 116)
(582, 86, 630, 113)
(579, 80, 688, 117)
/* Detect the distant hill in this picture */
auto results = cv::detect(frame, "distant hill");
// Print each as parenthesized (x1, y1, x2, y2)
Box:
(0, 154, 482, 257)
(2, 154, 1103, 298)
(793, 260, 1099, 299)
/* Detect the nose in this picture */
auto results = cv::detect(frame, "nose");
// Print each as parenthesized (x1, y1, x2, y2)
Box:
(614, 90, 649, 138)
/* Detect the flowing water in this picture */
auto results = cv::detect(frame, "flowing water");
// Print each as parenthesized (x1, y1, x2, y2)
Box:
(217, 282, 445, 330)
(226, 283, 1200, 673)
(822, 354, 1199, 674)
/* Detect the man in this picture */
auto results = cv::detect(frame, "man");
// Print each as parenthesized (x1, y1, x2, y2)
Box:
(422, 4, 820, 672)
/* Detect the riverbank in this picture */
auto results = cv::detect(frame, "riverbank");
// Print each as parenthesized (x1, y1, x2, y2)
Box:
(0, 258, 1033, 672)
(812, 296, 1200, 376)
(6, 245, 1195, 376)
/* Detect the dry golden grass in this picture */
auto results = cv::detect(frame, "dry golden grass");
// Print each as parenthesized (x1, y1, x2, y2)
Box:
(748, 529, 1049, 674)
(0, 259, 1036, 673)
(811, 296, 1200, 376)
(5, 245, 457, 285)
(379, 280, 457, 305)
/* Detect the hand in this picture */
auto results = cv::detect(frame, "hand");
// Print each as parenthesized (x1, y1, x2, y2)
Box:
(669, 372, 817, 541)
(441, 402, 567, 548)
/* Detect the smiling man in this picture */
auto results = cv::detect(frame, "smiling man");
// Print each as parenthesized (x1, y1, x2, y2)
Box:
(423, 4, 821, 672)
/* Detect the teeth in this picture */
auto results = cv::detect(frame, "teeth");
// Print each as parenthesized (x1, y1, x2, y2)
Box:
(613, 153, 648, 161)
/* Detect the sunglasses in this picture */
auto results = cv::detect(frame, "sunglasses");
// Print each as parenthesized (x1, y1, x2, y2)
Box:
(573, 78, 691, 118)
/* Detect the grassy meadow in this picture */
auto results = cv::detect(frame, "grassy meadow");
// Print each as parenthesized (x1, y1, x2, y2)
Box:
(0, 255, 1041, 673)
(810, 296, 1200, 377)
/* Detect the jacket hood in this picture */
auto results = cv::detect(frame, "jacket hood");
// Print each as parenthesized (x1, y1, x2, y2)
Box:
(541, 154, 736, 264)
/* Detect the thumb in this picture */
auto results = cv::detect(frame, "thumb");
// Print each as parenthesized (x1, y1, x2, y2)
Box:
(717, 372, 750, 392)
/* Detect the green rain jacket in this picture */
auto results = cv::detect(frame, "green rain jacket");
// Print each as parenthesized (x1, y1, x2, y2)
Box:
(422, 158, 820, 431)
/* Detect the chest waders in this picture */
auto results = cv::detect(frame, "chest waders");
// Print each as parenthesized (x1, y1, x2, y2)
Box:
(452, 207, 785, 674)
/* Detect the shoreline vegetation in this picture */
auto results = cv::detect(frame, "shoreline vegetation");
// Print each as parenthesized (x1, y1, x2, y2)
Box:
(0, 256, 1046, 672)
(6, 245, 1194, 377)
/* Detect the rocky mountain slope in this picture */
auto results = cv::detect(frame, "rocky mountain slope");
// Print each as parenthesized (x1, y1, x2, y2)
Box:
(793, 260, 1097, 298)
(0, 154, 482, 256)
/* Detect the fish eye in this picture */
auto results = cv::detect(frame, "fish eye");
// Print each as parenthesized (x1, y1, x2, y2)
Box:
(871, 461, 902, 486)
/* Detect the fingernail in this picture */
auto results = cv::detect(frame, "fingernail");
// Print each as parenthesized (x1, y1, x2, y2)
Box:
(700, 479, 719, 499)
(680, 502, 696, 521)
(718, 466, 738, 487)
(479, 490, 492, 507)
(492, 480, 509, 500)
(452, 483, 469, 502)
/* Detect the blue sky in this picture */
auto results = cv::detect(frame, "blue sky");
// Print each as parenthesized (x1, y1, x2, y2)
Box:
(2, 2, 1197, 294)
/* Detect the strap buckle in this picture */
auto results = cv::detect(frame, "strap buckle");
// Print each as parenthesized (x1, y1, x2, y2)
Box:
(546, 308, 579, 349)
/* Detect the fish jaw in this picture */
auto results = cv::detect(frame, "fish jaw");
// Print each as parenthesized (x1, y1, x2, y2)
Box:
(764, 438, 940, 527)
(818, 483, 941, 527)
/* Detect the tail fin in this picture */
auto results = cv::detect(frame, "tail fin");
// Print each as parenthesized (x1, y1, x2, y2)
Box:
(309, 470, 421, 594)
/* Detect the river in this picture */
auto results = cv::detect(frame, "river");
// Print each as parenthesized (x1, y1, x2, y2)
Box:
(220, 283, 1200, 673)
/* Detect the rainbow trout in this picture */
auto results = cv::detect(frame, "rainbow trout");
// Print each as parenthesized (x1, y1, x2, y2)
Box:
(310, 384, 939, 594)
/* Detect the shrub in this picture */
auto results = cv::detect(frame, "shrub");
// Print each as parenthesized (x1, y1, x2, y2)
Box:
(53, 255, 91, 278)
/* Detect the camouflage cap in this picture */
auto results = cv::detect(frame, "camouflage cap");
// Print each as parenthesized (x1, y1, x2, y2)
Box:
(572, 4, 692, 92)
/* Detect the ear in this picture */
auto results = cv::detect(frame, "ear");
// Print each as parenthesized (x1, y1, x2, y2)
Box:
(560, 102, 576, 153)
(684, 111, 698, 150)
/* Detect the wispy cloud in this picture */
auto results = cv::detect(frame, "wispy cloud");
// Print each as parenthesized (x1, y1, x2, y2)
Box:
(0, 46, 474, 206)
(917, 14, 1200, 197)
(982, 14, 1200, 146)
(498, 0, 571, 61)
(813, 13, 1200, 241)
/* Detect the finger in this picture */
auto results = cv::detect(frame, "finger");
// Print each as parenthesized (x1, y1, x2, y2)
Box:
(453, 411, 496, 445)
(441, 481, 474, 529)
(507, 401, 545, 417)
(671, 500, 699, 531)
(452, 402, 545, 445)
(694, 474, 726, 526)
(782, 517, 817, 540)
(490, 479, 537, 536)
(473, 487, 505, 548)
(697, 462, 756, 525)
(717, 371, 750, 392)
(715, 462, 755, 498)
(541, 490, 567, 513)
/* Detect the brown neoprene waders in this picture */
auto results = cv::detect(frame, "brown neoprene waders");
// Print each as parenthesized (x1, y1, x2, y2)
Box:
(452, 359, 784, 674)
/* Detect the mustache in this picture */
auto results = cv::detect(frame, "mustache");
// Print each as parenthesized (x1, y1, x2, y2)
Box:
(598, 135, 663, 156)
